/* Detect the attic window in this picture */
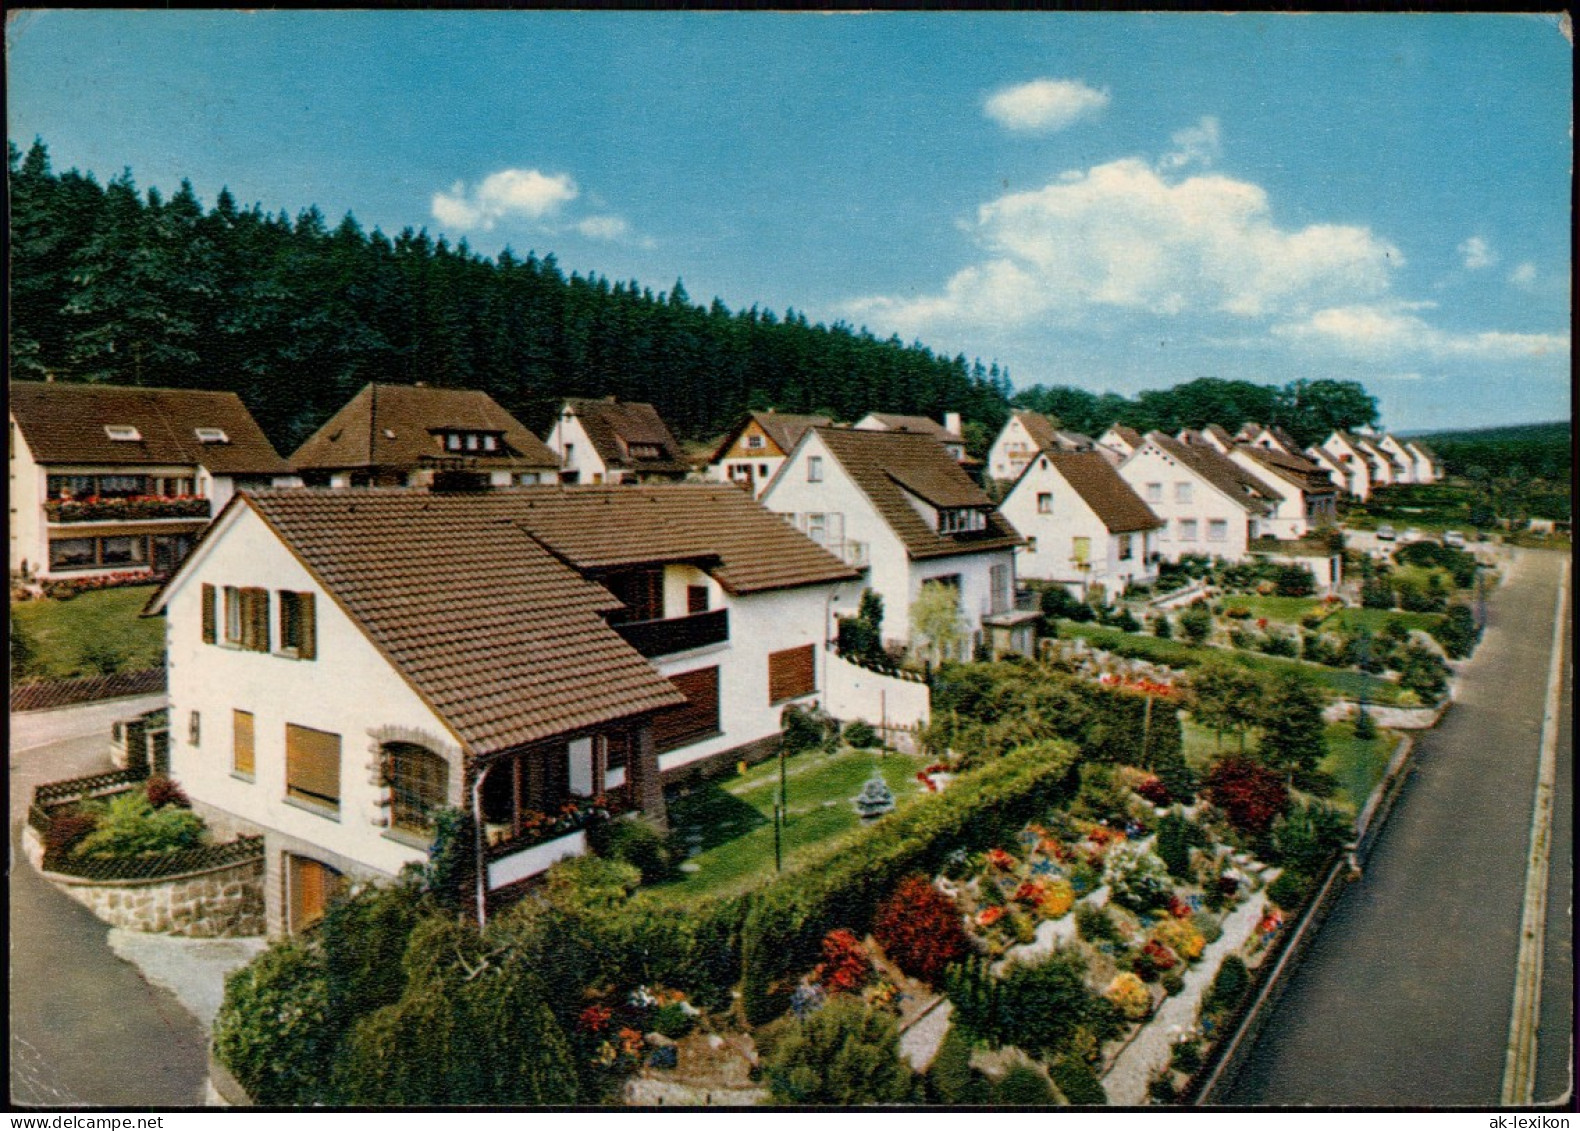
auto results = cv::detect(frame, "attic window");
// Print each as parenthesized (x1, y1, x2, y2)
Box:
(194, 427, 230, 444)
(629, 443, 661, 459)
(939, 508, 988, 535)
(104, 425, 142, 442)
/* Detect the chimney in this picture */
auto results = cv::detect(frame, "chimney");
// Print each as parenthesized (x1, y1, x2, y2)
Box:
(944, 412, 963, 437)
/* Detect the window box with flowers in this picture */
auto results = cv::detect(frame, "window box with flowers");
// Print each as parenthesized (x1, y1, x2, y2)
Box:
(487, 793, 632, 855)
(45, 496, 212, 523)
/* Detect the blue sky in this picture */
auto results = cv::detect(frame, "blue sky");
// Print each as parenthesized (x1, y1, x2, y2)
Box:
(8, 11, 1571, 431)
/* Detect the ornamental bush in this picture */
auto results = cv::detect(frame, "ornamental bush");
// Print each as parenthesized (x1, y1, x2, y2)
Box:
(587, 816, 672, 883)
(1050, 1055, 1108, 1106)
(73, 789, 206, 859)
(1103, 841, 1173, 912)
(213, 935, 336, 1104)
(950, 948, 1117, 1060)
(1153, 918, 1205, 962)
(815, 928, 872, 994)
(1105, 972, 1151, 1021)
(1205, 954, 1250, 1015)
(994, 1065, 1057, 1105)
(1075, 902, 1121, 945)
(873, 876, 970, 986)
(759, 996, 913, 1106)
(925, 1024, 991, 1105)
(1204, 757, 1290, 836)
(1178, 602, 1213, 645)
(1430, 604, 1480, 659)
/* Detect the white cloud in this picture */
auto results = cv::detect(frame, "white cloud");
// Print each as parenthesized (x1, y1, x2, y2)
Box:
(845, 156, 1401, 333)
(575, 215, 629, 241)
(1458, 236, 1497, 270)
(1160, 116, 1221, 170)
(984, 79, 1109, 134)
(1510, 261, 1539, 287)
(431, 168, 579, 232)
(1274, 303, 1570, 361)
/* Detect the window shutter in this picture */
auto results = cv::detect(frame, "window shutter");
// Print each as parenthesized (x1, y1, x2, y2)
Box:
(201, 584, 216, 644)
(298, 593, 316, 660)
(233, 709, 255, 776)
(245, 588, 269, 652)
(651, 667, 720, 753)
(768, 644, 817, 704)
(286, 723, 341, 809)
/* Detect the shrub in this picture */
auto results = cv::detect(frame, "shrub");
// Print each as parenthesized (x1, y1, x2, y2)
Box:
(1223, 605, 1253, 620)
(1135, 775, 1171, 807)
(814, 928, 872, 995)
(586, 817, 671, 883)
(1155, 811, 1202, 880)
(758, 996, 913, 1105)
(1361, 577, 1395, 610)
(1131, 939, 1178, 982)
(1171, 1039, 1204, 1075)
(925, 1025, 990, 1105)
(542, 855, 640, 912)
(1050, 1055, 1108, 1105)
(1038, 879, 1076, 920)
(1267, 869, 1312, 911)
(993, 1065, 1056, 1105)
(1270, 799, 1350, 875)
(1353, 709, 1377, 740)
(142, 774, 191, 809)
(1274, 565, 1316, 598)
(782, 703, 839, 756)
(1110, 608, 1140, 634)
(1258, 631, 1299, 658)
(1151, 615, 1174, 639)
(873, 876, 970, 985)
(1160, 969, 1186, 996)
(213, 935, 335, 1104)
(1076, 902, 1120, 945)
(1103, 842, 1172, 912)
(843, 720, 878, 750)
(1397, 643, 1450, 703)
(44, 807, 100, 858)
(1191, 912, 1223, 944)
(1178, 602, 1213, 645)
(1205, 955, 1250, 1015)
(73, 790, 206, 859)
(1257, 672, 1328, 778)
(1204, 758, 1290, 835)
(1228, 627, 1256, 650)
(650, 1002, 694, 1040)
(1153, 918, 1206, 962)
(951, 948, 1116, 1060)
(1431, 604, 1480, 659)
(1105, 972, 1151, 1021)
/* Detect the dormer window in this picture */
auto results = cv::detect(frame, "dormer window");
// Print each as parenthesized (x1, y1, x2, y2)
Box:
(465, 434, 479, 451)
(446, 433, 462, 451)
(629, 443, 661, 460)
(482, 435, 497, 452)
(104, 425, 141, 442)
(194, 427, 230, 444)
(939, 508, 987, 535)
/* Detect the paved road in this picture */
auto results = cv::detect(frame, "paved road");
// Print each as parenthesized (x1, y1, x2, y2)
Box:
(1224, 549, 1574, 1106)
(9, 695, 211, 1108)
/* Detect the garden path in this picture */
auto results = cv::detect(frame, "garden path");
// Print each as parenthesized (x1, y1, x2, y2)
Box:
(1102, 890, 1270, 1106)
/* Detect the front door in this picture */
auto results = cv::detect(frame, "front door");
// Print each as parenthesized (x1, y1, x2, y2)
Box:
(287, 854, 344, 933)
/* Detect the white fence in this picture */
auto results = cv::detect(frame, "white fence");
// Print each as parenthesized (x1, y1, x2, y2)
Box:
(825, 651, 931, 742)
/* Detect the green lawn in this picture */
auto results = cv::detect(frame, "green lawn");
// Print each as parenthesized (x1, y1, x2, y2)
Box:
(10, 586, 165, 681)
(646, 745, 927, 902)
(1325, 608, 1446, 636)
(1218, 595, 1323, 624)
(1058, 622, 1405, 704)
(1319, 724, 1402, 813)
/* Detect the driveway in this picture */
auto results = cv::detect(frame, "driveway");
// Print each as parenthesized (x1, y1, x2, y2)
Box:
(9, 694, 212, 1108)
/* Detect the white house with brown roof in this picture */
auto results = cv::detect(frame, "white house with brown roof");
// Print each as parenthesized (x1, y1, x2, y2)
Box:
(146, 484, 859, 933)
(1098, 424, 1145, 466)
(1403, 439, 1444, 484)
(1119, 432, 1276, 562)
(706, 410, 831, 496)
(1224, 444, 1339, 540)
(289, 383, 559, 490)
(1315, 431, 1383, 500)
(9, 381, 294, 579)
(1236, 422, 1305, 459)
(986, 411, 1095, 483)
(1001, 450, 1162, 598)
(761, 427, 1030, 659)
(854, 412, 970, 463)
(546, 397, 690, 484)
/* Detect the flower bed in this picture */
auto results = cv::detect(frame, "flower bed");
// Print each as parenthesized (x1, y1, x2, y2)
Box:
(490, 793, 632, 854)
(44, 495, 210, 523)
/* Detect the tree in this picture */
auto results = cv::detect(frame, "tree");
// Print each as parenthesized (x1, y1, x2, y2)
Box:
(758, 996, 913, 1105)
(1178, 601, 1214, 645)
(1204, 757, 1290, 835)
(1257, 672, 1328, 778)
(1186, 660, 1265, 750)
(949, 948, 1117, 1061)
(1278, 379, 1379, 447)
(911, 581, 966, 664)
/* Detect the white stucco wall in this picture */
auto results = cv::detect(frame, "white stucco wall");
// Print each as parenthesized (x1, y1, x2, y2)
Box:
(824, 651, 930, 731)
(654, 580, 840, 772)
(987, 415, 1041, 483)
(8, 418, 43, 575)
(162, 504, 463, 883)
(999, 455, 1156, 594)
(545, 411, 609, 484)
(1226, 451, 1307, 540)
(1119, 444, 1257, 563)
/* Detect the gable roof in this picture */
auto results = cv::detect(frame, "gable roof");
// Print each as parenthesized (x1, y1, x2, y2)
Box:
(9, 381, 291, 475)
(1014, 411, 1061, 451)
(1406, 439, 1441, 464)
(215, 490, 687, 754)
(564, 397, 689, 474)
(710, 410, 832, 463)
(1104, 424, 1145, 450)
(503, 484, 862, 595)
(811, 428, 1021, 560)
(1203, 424, 1238, 449)
(861, 413, 964, 443)
(289, 383, 557, 475)
(1238, 444, 1339, 497)
(1036, 451, 1162, 533)
(1145, 432, 1277, 515)
(1354, 434, 1406, 473)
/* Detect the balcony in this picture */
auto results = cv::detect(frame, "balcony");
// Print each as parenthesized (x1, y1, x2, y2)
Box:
(45, 496, 212, 524)
(613, 607, 729, 657)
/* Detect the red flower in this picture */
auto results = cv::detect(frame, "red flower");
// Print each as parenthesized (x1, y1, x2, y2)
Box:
(814, 928, 871, 994)
(976, 906, 1004, 927)
(987, 847, 1016, 870)
(577, 1004, 612, 1033)
(873, 876, 970, 985)
(1166, 895, 1191, 919)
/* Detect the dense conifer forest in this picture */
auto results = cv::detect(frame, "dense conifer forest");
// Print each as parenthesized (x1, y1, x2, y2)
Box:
(11, 139, 1388, 456)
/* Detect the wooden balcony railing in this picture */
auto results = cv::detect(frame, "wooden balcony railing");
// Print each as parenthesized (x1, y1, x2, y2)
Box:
(613, 607, 729, 657)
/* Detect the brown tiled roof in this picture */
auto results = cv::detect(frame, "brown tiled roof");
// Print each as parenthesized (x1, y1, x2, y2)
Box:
(861, 413, 964, 443)
(1269, 426, 1303, 453)
(813, 428, 1022, 560)
(1203, 424, 1237, 448)
(1406, 439, 1441, 463)
(709, 411, 832, 463)
(1106, 424, 1145, 450)
(506, 484, 862, 595)
(1015, 411, 1061, 451)
(564, 398, 689, 474)
(1146, 432, 1277, 515)
(233, 490, 686, 754)
(9, 381, 291, 475)
(1239, 445, 1339, 497)
(290, 383, 557, 475)
(1333, 431, 1382, 474)
(1041, 451, 1161, 533)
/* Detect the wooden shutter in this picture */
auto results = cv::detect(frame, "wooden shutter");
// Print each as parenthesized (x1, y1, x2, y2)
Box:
(285, 723, 341, 809)
(296, 592, 316, 660)
(246, 588, 270, 652)
(201, 584, 216, 644)
(233, 709, 255, 776)
(769, 644, 817, 704)
(651, 666, 720, 753)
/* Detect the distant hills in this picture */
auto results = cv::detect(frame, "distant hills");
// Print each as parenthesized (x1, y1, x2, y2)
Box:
(1406, 421, 1571, 481)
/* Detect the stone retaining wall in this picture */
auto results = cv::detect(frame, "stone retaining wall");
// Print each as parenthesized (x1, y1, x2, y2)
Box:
(24, 827, 265, 937)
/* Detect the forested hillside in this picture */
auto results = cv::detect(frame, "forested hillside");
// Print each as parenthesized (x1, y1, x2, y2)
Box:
(1409, 422, 1572, 482)
(11, 138, 1385, 458)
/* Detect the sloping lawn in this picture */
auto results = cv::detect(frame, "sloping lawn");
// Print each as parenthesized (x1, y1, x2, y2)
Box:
(10, 586, 165, 681)
(1325, 608, 1446, 636)
(1218, 594, 1323, 624)
(1058, 622, 1406, 704)
(1319, 724, 1402, 813)
(647, 745, 926, 902)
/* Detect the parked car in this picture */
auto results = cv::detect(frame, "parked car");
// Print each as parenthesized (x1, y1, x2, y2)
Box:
(1443, 530, 1467, 548)
(1400, 527, 1423, 543)
(1376, 524, 1396, 541)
